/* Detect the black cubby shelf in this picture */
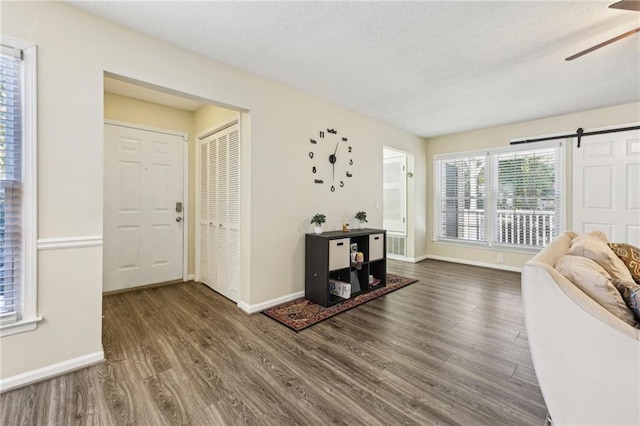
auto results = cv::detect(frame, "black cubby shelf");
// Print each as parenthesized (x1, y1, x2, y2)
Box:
(305, 228, 386, 307)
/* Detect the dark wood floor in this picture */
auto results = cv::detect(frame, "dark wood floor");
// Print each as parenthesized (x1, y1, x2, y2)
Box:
(1, 259, 547, 425)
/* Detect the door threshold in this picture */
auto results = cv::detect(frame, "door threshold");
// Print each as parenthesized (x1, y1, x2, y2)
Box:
(102, 279, 188, 296)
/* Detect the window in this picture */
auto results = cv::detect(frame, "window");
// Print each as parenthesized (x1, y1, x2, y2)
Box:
(435, 154, 487, 243)
(0, 36, 38, 336)
(435, 141, 564, 249)
(492, 146, 562, 247)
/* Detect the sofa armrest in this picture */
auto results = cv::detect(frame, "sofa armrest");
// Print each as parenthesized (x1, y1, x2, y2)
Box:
(522, 262, 640, 426)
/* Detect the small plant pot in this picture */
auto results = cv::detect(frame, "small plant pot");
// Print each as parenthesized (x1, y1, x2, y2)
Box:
(358, 221, 365, 229)
(314, 226, 323, 234)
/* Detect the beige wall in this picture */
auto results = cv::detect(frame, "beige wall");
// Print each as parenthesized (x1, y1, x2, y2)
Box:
(194, 104, 241, 135)
(1, 2, 428, 380)
(104, 92, 195, 134)
(6, 0, 632, 384)
(425, 102, 640, 270)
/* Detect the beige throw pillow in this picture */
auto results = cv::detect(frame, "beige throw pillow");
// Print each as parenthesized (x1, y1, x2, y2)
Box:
(575, 230, 608, 243)
(568, 232, 635, 283)
(555, 255, 636, 327)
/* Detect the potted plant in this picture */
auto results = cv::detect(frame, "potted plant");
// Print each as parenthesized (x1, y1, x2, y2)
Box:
(355, 211, 368, 229)
(311, 213, 326, 234)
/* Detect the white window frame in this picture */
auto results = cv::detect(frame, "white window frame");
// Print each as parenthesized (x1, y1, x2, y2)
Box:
(433, 140, 566, 251)
(434, 151, 489, 245)
(0, 35, 40, 337)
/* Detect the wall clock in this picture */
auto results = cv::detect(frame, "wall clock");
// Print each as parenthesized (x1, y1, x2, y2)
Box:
(308, 128, 354, 193)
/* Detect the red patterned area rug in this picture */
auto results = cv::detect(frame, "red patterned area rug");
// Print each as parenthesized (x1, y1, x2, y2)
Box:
(263, 274, 418, 332)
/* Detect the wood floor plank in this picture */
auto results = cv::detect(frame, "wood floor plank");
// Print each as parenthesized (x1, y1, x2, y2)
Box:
(0, 259, 547, 425)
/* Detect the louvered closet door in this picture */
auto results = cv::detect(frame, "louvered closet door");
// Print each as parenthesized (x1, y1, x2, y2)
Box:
(198, 123, 240, 302)
(199, 141, 209, 284)
(227, 128, 241, 295)
(208, 134, 218, 290)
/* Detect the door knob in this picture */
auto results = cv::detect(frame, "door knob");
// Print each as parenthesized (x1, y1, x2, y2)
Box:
(176, 217, 183, 223)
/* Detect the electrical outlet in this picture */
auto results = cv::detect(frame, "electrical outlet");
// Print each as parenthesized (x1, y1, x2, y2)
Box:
(497, 254, 505, 264)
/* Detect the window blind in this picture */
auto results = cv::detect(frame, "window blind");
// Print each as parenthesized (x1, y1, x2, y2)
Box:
(492, 145, 562, 247)
(435, 154, 487, 242)
(434, 142, 563, 248)
(0, 46, 23, 323)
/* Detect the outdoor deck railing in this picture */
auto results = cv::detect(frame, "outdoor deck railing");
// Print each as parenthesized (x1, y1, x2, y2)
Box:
(444, 209, 555, 247)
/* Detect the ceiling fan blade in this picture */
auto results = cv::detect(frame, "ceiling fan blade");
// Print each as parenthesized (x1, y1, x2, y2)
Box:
(609, 0, 640, 12)
(565, 26, 640, 61)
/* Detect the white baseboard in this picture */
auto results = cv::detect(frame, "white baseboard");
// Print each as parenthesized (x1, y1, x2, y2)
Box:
(387, 254, 408, 262)
(0, 351, 104, 393)
(185, 274, 195, 281)
(388, 254, 429, 263)
(238, 291, 305, 314)
(426, 254, 522, 272)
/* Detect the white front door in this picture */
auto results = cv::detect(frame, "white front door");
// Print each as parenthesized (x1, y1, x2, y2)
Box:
(573, 127, 640, 246)
(104, 123, 185, 292)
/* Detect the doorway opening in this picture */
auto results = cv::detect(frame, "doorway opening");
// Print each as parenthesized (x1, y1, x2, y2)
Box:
(102, 73, 246, 299)
(103, 122, 187, 292)
(383, 147, 410, 260)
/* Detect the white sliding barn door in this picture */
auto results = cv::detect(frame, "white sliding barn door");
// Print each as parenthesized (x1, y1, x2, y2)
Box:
(573, 128, 640, 246)
(104, 123, 185, 292)
(198, 123, 240, 302)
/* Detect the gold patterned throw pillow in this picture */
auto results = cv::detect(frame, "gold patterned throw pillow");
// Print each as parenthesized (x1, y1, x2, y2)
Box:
(608, 243, 640, 284)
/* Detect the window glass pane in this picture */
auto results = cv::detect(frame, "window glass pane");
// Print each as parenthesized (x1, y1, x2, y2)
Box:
(435, 143, 563, 248)
(0, 49, 22, 319)
(493, 147, 561, 247)
(436, 155, 486, 242)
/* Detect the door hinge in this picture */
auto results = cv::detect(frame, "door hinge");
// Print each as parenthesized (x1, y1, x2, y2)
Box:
(403, 217, 405, 223)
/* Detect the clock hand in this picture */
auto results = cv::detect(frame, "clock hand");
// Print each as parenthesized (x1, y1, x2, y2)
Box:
(334, 141, 339, 182)
(329, 141, 339, 182)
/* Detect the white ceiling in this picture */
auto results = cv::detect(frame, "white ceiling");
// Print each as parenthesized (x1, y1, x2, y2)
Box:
(73, 1, 640, 138)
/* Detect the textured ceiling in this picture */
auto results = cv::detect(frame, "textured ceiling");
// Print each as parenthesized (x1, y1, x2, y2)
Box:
(72, 1, 640, 137)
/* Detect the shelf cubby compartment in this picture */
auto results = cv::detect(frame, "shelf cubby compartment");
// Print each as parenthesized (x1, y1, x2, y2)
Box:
(349, 235, 370, 262)
(368, 259, 386, 290)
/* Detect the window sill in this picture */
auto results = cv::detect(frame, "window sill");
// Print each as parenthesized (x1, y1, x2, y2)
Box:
(0, 316, 43, 337)
(433, 238, 488, 248)
(433, 238, 542, 255)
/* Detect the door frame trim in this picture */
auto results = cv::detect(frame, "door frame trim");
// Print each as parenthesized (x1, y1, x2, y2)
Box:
(383, 145, 414, 258)
(104, 120, 190, 283)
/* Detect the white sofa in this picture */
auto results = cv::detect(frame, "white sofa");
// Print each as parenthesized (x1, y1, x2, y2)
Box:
(522, 231, 640, 426)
